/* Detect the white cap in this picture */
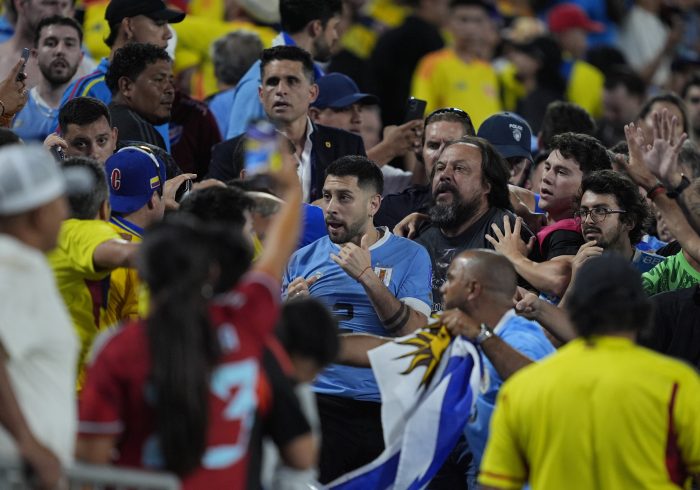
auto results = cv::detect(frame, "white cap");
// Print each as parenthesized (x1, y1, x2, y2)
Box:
(0, 144, 92, 215)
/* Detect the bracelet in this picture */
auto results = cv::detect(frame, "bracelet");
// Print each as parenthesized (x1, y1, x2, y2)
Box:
(667, 174, 691, 199)
(0, 99, 5, 117)
(356, 265, 372, 282)
(646, 183, 666, 201)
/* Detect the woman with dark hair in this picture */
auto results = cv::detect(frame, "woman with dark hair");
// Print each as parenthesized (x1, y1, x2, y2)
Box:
(76, 151, 303, 488)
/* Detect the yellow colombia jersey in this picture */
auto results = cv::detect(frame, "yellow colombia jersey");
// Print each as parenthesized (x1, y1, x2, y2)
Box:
(411, 48, 502, 130)
(47, 219, 121, 388)
(479, 336, 700, 490)
(104, 216, 143, 328)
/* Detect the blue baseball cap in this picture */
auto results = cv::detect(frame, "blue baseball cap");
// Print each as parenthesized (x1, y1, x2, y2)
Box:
(477, 112, 533, 162)
(312, 73, 379, 109)
(105, 147, 167, 214)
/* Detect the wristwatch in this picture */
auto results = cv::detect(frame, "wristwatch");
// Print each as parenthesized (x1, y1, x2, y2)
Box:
(667, 174, 691, 199)
(475, 323, 494, 345)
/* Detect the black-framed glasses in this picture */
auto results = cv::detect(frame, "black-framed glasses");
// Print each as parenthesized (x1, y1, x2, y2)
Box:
(574, 207, 627, 224)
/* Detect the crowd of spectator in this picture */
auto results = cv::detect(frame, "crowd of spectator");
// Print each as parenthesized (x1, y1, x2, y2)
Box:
(0, 0, 700, 488)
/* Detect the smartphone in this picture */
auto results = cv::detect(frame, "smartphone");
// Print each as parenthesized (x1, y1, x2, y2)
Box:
(17, 48, 29, 82)
(244, 119, 282, 176)
(49, 145, 65, 161)
(404, 97, 427, 123)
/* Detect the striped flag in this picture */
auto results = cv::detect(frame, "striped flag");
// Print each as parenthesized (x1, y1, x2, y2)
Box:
(328, 327, 482, 490)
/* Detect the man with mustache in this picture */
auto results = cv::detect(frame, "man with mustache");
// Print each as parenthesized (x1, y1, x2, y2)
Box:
(11, 15, 83, 142)
(283, 155, 432, 483)
(104, 43, 174, 150)
(413, 135, 533, 312)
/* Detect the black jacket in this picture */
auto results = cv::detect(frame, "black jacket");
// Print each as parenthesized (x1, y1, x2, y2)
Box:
(207, 122, 366, 201)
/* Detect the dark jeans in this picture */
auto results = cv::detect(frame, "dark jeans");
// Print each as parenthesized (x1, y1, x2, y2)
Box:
(316, 393, 385, 484)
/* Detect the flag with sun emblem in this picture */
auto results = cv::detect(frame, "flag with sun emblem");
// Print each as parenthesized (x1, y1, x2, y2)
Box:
(328, 326, 482, 490)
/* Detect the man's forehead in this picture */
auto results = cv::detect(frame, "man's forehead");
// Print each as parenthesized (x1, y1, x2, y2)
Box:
(323, 174, 360, 190)
(263, 60, 306, 77)
(39, 24, 80, 40)
(440, 142, 481, 161)
(64, 118, 112, 136)
(547, 149, 579, 168)
(581, 190, 618, 206)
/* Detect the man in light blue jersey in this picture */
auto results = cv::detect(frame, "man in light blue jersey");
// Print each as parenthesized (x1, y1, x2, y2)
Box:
(283, 155, 432, 483)
(223, 0, 342, 139)
(12, 16, 83, 142)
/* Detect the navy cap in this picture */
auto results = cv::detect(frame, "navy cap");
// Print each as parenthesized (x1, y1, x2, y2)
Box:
(106, 0, 185, 25)
(105, 146, 167, 214)
(477, 112, 533, 162)
(312, 73, 379, 109)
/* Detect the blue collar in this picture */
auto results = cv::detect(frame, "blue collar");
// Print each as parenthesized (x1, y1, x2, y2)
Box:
(110, 216, 144, 239)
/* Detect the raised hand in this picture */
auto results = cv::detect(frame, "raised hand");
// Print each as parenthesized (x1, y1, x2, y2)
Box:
(485, 215, 533, 259)
(330, 233, 373, 280)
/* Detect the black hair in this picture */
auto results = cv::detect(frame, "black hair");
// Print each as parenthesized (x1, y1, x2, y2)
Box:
(138, 216, 253, 476)
(604, 65, 646, 97)
(325, 155, 384, 195)
(59, 96, 112, 130)
(424, 108, 476, 138)
(441, 136, 512, 210)
(540, 101, 597, 150)
(280, 0, 343, 34)
(585, 46, 627, 77)
(549, 132, 612, 175)
(276, 297, 339, 367)
(449, 0, 494, 13)
(259, 45, 315, 83)
(179, 186, 255, 229)
(681, 74, 700, 99)
(609, 140, 628, 155)
(578, 170, 651, 244)
(0, 128, 20, 147)
(637, 93, 689, 134)
(679, 140, 700, 179)
(105, 43, 171, 94)
(62, 156, 108, 219)
(34, 15, 83, 47)
(212, 31, 263, 86)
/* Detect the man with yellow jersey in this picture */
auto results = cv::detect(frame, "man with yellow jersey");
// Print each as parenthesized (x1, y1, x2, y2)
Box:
(411, 0, 501, 129)
(480, 254, 700, 490)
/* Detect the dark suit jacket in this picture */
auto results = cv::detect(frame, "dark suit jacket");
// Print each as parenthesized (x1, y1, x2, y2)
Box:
(207, 122, 366, 201)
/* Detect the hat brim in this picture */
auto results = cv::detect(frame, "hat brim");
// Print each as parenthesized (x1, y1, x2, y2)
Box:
(582, 20, 605, 33)
(493, 143, 533, 162)
(325, 93, 380, 109)
(110, 193, 152, 214)
(147, 8, 186, 23)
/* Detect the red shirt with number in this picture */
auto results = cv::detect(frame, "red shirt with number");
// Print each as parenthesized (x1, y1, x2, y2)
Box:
(78, 271, 280, 488)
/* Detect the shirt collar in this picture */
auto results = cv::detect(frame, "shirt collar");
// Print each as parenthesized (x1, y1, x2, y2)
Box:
(110, 216, 144, 239)
(493, 309, 517, 335)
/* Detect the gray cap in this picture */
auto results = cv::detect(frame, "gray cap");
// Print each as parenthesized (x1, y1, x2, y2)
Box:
(0, 145, 93, 215)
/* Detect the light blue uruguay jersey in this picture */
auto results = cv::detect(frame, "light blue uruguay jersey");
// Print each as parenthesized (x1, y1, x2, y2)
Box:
(283, 228, 432, 402)
(11, 87, 58, 142)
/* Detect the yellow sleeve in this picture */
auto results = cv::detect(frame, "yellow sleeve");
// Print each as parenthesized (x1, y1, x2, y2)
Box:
(52, 220, 122, 278)
(82, 1, 111, 61)
(498, 63, 526, 112)
(674, 368, 700, 475)
(478, 385, 529, 489)
(411, 52, 444, 117)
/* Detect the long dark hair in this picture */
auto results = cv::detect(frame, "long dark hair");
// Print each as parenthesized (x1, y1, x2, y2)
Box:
(138, 217, 253, 476)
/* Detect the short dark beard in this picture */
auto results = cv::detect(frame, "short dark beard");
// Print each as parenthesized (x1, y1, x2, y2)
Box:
(429, 192, 481, 233)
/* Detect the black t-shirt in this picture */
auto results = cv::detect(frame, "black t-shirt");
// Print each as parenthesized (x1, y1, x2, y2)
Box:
(639, 285, 700, 369)
(541, 229, 583, 259)
(109, 103, 167, 150)
(415, 207, 534, 312)
(374, 184, 432, 231)
(246, 347, 311, 490)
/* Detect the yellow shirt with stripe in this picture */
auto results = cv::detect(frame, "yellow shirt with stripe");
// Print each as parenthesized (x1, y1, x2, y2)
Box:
(47, 219, 121, 388)
(479, 336, 700, 489)
(103, 217, 143, 329)
(411, 48, 501, 129)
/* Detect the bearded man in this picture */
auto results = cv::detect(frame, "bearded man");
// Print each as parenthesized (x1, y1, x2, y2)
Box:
(414, 135, 534, 312)
(283, 154, 432, 483)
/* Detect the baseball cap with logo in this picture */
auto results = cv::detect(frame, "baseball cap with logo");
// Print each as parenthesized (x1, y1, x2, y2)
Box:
(0, 145, 93, 216)
(105, 0, 185, 25)
(312, 73, 379, 109)
(105, 146, 167, 214)
(547, 3, 604, 34)
(477, 112, 533, 162)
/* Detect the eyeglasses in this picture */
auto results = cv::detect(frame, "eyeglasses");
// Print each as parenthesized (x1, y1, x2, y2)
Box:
(574, 207, 627, 224)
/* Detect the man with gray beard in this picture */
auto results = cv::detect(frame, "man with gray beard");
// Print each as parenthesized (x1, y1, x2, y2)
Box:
(414, 135, 534, 312)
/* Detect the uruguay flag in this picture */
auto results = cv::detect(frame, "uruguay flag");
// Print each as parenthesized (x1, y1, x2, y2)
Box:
(328, 327, 482, 490)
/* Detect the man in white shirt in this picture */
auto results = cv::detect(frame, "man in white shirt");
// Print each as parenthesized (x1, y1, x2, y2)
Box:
(0, 145, 86, 488)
